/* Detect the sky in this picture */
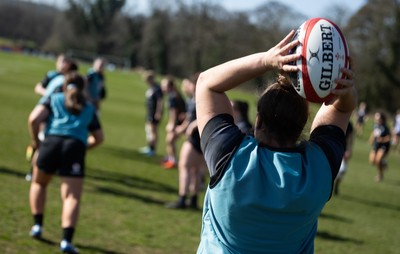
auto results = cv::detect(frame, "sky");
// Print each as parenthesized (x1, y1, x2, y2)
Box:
(28, 0, 367, 18)
(221, 0, 366, 17)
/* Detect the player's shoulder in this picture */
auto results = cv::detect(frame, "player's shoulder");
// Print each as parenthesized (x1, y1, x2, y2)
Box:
(47, 70, 60, 78)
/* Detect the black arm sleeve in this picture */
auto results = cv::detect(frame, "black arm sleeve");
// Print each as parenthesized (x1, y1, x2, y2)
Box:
(309, 125, 346, 182)
(201, 114, 245, 187)
(88, 112, 102, 132)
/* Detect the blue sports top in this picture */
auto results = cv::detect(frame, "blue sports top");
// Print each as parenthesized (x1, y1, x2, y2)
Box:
(38, 74, 65, 105)
(145, 84, 163, 118)
(41, 70, 62, 89)
(197, 114, 345, 254)
(42, 93, 101, 145)
(87, 69, 105, 101)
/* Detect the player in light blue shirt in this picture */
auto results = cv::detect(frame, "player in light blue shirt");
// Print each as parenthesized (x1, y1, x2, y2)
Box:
(28, 72, 103, 254)
(195, 30, 357, 254)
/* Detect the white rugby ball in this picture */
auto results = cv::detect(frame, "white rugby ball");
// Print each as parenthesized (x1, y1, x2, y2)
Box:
(290, 18, 349, 103)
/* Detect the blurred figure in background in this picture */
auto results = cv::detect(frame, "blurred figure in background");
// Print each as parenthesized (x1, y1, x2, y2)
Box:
(139, 71, 163, 157)
(231, 100, 254, 136)
(86, 57, 107, 112)
(28, 72, 103, 254)
(34, 54, 65, 96)
(334, 121, 354, 195)
(392, 109, 400, 152)
(166, 74, 206, 209)
(355, 101, 367, 136)
(161, 76, 186, 169)
(369, 112, 391, 182)
(26, 57, 78, 181)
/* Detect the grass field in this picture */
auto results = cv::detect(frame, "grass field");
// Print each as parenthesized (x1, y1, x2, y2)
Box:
(0, 51, 399, 254)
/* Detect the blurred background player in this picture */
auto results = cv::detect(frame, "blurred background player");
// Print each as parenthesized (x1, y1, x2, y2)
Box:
(334, 121, 355, 195)
(28, 72, 103, 254)
(165, 74, 206, 209)
(34, 54, 65, 96)
(26, 57, 78, 181)
(355, 101, 367, 136)
(391, 108, 400, 152)
(139, 71, 163, 157)
(160, 76, 186, 169)
(86, 57, 107, 112)
(231, 100, 254, 136)
(369, 112, 391, 182)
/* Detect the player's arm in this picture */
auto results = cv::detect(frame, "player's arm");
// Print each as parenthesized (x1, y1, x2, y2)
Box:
(196, 30, 300, 136)
(155, 96, 164, 121)
(87, 112, 104, 149)
(311, 65, 357, 134)
(28, 105, 49, 148)
(166, 107, 178, 132)
(34, 83, 47, 96)
(87, 129, 104, 149)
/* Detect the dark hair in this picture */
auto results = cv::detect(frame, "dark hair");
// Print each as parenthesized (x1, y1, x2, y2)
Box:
(61, 57, 78, 72)
(165, 76, 175, 90)
(145, 71, 155, 83)
(63, 72, 86, 115)
(257, 75, 309, 145)
(377, 112, 387, 125)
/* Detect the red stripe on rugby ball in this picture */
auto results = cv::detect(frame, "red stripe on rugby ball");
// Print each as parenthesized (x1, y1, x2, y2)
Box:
(300, 18, 349, 103)
(301, 18, 321, 103)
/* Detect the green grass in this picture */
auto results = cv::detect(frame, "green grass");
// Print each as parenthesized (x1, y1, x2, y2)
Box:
(0, 51, 399, 253)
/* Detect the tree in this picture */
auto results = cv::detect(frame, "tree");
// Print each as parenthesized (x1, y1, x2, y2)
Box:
(346, 0, 400, 111)
(65, 0, 126, 54)
(0, 0, 58, 48)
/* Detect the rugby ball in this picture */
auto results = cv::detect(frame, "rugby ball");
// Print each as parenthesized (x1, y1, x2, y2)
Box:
(290, 18, 349, 103)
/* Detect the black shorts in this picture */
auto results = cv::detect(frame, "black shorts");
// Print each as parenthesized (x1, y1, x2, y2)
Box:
(36, 135, 86, 177)
(188, 127, 202, 154)
(373, 142, 390, 153)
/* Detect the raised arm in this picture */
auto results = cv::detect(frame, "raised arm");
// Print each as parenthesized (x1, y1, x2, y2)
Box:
(196, 30, 300, 136)
(28, 105, 49, 148)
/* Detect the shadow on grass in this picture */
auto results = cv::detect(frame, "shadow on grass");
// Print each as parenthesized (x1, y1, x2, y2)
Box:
(340, 194, 400, 212)
(35, 237, 57, 246)
(33, 237, 123, 254)
(316, 230, 363, 244)
(0, 166, 27, 178)
(100, 145, 164, 165)
(319, 212, 353, 223)
(95, 185, 166, 205)
(76, 243, 125, 254)
(384, 178, 400, 186)
(86, 167, 177, 194)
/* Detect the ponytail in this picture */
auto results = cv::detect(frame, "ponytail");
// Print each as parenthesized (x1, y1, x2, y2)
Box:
(63, 72, 86, 115)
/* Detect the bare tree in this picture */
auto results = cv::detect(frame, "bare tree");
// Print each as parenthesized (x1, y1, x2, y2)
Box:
(346, 0, 400, 111)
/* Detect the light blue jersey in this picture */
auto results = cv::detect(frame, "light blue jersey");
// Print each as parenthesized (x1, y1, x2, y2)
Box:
(44, 93, 97, 145)
(198, 114, 344, 254)
(38, 74, 65, 105)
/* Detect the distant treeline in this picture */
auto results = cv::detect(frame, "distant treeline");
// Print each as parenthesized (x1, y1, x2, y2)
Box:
(1, 0, 399, 112)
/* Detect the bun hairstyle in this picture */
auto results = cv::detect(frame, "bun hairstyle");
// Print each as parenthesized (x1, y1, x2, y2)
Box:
(63, 72, 86, 115)
(257, 74, 309, 145)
